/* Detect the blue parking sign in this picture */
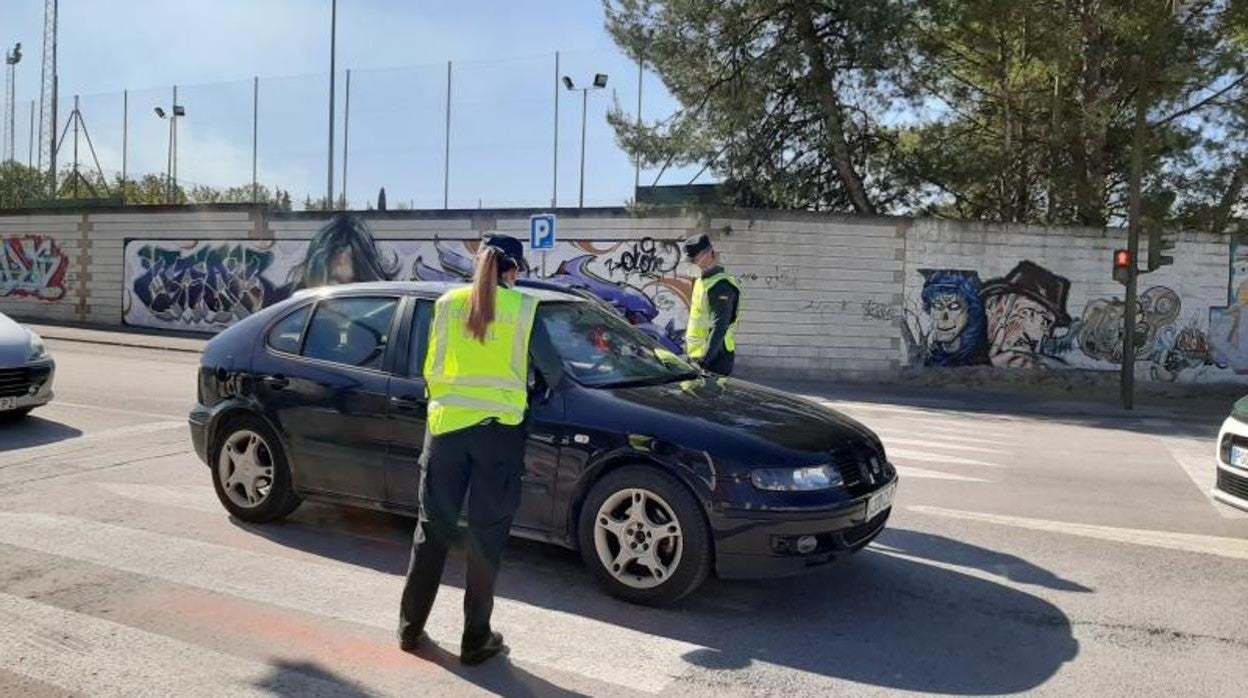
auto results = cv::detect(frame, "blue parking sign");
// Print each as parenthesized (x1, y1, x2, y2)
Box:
(530, 214, 557, 251)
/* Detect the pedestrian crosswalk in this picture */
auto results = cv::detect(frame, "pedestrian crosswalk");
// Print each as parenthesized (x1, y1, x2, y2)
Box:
(808, 397, 1022, 483)
(0, 510, 700, 695)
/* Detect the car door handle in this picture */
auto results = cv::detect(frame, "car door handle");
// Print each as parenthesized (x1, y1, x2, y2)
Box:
(263, 374, 289, 390)
(390, 396, 427, 412)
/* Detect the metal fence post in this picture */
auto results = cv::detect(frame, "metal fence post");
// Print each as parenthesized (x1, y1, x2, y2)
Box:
(252, 76, 258, 203)
(443, 60, 452, 209)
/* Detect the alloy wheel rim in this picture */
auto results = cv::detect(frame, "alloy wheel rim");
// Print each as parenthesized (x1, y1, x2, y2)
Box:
(593, 487, 684, 590)
(217, 429, 275, 509)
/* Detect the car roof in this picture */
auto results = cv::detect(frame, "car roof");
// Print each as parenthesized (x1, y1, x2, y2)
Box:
(295, 280, 584, 304)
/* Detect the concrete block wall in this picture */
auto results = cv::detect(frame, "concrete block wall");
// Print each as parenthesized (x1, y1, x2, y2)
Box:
(0, 204, 1240, 385)
(709, 213, 906, 381)
(901, 219, 1236, 383)
(0, 213, 88, 324)
(87, 210, 259, 327)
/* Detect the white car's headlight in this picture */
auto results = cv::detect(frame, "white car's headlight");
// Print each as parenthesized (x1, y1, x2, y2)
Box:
(28, 332, 48, 361)
(750, 465, 844, 491)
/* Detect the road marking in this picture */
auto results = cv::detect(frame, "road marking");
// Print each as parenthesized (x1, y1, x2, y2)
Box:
(873, 429, 1008, 447)
(96, 482, 221, 514)
(893, 466, 991, 483)
(0, 512, 699, 694)
(910, 505, 1248, 561)
(814, 400, 1021, 424)
(0, 592, 365, 697)
(0, 421, 185, 466)
(53, 400, 180, 421)
(887, 447, 1007, 468)
(877, 436, 1002, 454)
(1159, 439, 1248, 520)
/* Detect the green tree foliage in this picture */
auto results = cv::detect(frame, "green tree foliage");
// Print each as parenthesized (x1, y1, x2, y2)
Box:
(605, 0, 915, 213)
(0, 162, 48, 208)
(607, 0, 1248, 228)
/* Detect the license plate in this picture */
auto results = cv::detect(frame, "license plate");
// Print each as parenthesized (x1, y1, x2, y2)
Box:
(0, 397, 17, 411)
(866, 480, 897, 519)
(1232, 445, 1248, 470)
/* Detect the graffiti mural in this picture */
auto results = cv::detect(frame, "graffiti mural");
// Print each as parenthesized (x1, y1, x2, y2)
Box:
(0, 235, 69, 301)
(124, 214, 694, 341)
(905, 258, 1229, 381)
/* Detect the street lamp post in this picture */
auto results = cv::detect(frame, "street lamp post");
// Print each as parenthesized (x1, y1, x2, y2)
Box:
(155, 96, 186, 204)
(4, 43, 21, 163)
(562, 73, 608, 208)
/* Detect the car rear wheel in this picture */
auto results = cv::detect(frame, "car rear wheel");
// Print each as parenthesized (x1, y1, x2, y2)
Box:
(577, 466, 711, 606)
(211, 415, 300, 523)
(0, 408, 32, 421)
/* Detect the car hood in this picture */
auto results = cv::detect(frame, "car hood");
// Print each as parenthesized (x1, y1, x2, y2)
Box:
(598, 375, 881, 465)
(0, 314, 34, 367)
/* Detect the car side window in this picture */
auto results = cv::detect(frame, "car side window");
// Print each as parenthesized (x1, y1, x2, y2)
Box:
(266, 305, 311, 354)
(408, 300, 434, 377)
(301, 296, 399, 371)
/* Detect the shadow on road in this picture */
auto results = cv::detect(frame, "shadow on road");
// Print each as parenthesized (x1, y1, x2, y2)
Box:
(0, 416, 83, 452)
(252, 660, 374, 697)
(408, 639, 590, 698)
(876, 528, 1093, 593)
(238, 504, 1080, 695)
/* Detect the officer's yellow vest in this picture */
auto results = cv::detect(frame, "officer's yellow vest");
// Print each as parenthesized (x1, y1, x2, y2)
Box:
(424, 286, 539, 436)
(686, 270, 741, 360)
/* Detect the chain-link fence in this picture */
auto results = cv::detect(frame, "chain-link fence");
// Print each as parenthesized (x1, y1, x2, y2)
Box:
(2, 48, 699, 210)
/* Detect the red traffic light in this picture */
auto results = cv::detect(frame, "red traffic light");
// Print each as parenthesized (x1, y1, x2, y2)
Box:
(1113, 249, 1132, 285)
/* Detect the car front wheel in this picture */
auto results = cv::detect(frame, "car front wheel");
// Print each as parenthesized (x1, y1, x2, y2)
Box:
(577, 466, 711, 606)
(211, 415, 300, 523)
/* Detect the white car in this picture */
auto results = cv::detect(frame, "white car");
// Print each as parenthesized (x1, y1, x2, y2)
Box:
(0, 312, 55, 419)
(1215, 402, 1248, 511)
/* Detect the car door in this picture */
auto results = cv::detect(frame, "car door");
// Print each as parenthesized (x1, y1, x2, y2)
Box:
(385, 297, 562, 535)
(253, 294, 400, 502)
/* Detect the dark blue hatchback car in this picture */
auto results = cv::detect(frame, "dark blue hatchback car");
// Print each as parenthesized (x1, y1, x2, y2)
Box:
(189, 282, 897, 605)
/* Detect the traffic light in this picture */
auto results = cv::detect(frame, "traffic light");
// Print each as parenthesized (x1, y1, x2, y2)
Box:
(1113, 249, 1133, 285)
(1147, 224, 1176, 271)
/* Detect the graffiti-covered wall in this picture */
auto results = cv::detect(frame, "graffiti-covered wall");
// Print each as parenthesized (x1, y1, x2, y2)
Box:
(122, 214, 695, 349)
(901, 220, 1236, 383)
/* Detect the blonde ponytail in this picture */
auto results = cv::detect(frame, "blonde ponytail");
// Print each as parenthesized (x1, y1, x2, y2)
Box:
(466, 246, 501, 342)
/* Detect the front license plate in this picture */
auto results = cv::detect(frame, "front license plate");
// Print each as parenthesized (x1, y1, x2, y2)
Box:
(1232, 444, 1248, 470)
(0, 397, 17, 411)
(866, 481, 897, 519)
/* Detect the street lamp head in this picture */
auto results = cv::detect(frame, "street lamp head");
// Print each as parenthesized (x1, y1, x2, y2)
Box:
(562, 76, 575, 91)
(154, 107, 166, 118)
(593, 73, 608, 88)
(5, 43, 20, 65)
(172, 105, 186, 117)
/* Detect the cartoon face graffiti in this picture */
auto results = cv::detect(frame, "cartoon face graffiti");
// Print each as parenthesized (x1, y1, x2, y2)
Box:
(982, 261, 1071, 368)
(916, 269, 989, 367)
(930, 294, 969, 344)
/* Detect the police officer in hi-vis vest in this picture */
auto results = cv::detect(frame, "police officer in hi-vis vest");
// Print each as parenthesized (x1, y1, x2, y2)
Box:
(683, 233, 741, 376)
(398, 234, 539, 665)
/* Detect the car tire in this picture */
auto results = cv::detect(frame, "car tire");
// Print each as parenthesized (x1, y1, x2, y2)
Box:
(577, 466, 711, 606)
(210, 414, 301, 523)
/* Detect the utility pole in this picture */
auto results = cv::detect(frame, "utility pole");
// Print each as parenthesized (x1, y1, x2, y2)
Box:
(326, 0, 337, 208)
(1121, 65, 1147, 411)
(4, 43, 21, 163)
(38, 0, 58, 195)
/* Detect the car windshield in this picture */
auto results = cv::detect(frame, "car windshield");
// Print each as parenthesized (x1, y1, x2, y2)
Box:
(539, 301, 699, 388)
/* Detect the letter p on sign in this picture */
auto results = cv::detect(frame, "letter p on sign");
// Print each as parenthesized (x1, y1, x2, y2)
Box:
(530, 214, 557, 251)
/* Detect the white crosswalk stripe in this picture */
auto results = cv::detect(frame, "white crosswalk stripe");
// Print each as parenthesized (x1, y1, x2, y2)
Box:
(893, 466, 992, 483)
(886, 447, 1009, 469)
(911, 505, 1248, 560)
(0, 512, 698, 694)
(0, 592, 359, 697)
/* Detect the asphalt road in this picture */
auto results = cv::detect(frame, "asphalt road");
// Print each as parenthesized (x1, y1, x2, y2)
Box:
(1, 338, 1247, 697)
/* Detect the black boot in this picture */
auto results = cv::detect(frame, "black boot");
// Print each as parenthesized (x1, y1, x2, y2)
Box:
(460, 631, 508, 666)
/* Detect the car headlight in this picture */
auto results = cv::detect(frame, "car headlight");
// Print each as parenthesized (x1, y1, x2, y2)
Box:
(750, 465, 844, 491)
(28, 332, 48, 361)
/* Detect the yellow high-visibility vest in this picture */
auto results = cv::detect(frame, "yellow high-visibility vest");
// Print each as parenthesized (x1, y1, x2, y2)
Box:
(686, 270, 741, 360)
(424, 286, 539, 436)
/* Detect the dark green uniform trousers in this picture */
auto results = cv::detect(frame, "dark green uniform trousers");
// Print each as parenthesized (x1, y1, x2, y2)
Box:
(398, 421, 526, 649)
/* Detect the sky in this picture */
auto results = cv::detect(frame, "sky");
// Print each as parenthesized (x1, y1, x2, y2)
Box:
(2, 0, 699, 209)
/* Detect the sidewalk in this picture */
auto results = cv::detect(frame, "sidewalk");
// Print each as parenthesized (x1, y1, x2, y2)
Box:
(31, 322, 207, 354)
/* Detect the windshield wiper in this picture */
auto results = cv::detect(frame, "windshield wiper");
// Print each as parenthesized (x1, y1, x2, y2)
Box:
(591, 370, 700, 389)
